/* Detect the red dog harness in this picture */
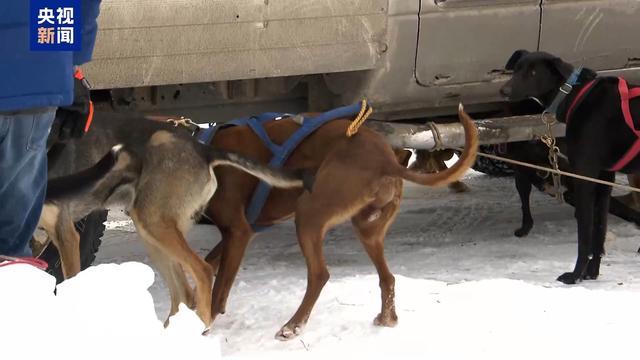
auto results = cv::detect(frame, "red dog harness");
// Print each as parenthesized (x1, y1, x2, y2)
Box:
(566, 77, 640, 171)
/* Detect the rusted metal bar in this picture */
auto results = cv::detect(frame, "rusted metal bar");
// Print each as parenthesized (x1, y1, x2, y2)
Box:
(367, 114, 566, 149)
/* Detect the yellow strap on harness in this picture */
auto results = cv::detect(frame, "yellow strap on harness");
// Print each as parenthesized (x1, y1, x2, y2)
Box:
(346, 99, 373, 137)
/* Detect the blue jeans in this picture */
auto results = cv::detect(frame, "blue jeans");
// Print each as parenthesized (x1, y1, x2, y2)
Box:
(0, 108, 55, 257)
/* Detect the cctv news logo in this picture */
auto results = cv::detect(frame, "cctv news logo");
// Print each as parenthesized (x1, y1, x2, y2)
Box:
(30, 0, 81, 51)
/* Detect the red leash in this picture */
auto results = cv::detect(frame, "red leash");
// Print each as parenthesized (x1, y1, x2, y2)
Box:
(74, 67, 95, 133)
(0, 255, 48, 271)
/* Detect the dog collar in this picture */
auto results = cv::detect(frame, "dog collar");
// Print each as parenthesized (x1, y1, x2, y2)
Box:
(545, 67, 583, 114)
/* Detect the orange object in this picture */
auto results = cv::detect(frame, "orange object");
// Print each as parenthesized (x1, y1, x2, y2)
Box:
(84, 100, 94, 133)
(74, 67, 84, 80)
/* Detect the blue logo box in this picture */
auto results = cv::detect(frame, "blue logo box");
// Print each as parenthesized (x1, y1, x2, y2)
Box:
(30, 0, 82, 51)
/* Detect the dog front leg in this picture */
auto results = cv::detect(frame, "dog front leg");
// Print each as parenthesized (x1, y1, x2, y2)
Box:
(276, 199, 331, 341)
(558, 179, 597, 284)
(584, 172, 614, 280)
(204, 241, 223, 276)
(210, 225, 254, 321)
(514, 169, 534, 237)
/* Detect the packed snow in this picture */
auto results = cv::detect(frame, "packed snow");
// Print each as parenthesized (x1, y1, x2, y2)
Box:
(7, 168, 640, 359)
(0, 262, 220, 359)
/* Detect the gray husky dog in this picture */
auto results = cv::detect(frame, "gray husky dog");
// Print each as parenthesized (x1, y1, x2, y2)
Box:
(42, 111, 312, 329)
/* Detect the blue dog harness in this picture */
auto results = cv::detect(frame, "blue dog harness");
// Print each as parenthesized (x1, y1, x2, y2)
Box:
(196, 101, 367, 231)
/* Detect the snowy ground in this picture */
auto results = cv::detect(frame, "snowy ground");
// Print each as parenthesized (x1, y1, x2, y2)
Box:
(97, 170, 640, 359)
(0, 262, 220, 360)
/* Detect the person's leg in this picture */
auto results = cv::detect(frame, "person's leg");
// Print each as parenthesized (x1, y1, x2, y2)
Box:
(0, 108, 55, 257)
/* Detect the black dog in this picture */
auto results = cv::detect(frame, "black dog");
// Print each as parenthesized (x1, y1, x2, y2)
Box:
(504, 136, 640, 238)
(501, 50, 640, 284)
(502, 139, 569, 237)
(496, 100, 571, 237)
(502, 98, 640, 237)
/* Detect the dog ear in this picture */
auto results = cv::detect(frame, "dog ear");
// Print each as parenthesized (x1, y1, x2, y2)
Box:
(505, 49, 530, 70)
(548, 57, 574, 79)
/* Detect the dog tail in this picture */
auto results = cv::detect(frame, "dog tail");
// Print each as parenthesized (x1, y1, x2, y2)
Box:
(46, 144, 125, 201)
(210, 151, 315, 191)
(397, 103, 478, 187)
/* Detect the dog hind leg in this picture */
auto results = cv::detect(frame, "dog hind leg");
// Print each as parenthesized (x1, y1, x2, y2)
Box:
(130, 211, 213, 328)
(209, 223, 254, 321)
(140, 239, 195, 327)
(49, 208, 82, 279)
(154, 225, 211, 328)
(204, 241, 223, 276)
(558, 175, 598, 284)
(584, 171, 614, 280)
(351, 184, 401, 327)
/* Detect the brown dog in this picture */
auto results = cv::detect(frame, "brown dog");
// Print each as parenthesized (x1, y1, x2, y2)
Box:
(200, 104, 478, 339)
(411, 149, 470, 193)
(41, 112, 311, 330)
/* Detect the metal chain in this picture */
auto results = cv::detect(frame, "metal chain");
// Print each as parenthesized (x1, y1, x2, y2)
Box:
(166, 116, 197, 128)
(538, 112, 564, 203)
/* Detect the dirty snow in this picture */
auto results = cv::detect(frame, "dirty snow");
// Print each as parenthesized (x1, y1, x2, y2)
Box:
(90, 170, 640, 358)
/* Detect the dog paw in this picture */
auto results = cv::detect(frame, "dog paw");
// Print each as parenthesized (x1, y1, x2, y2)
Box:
(582, 274, 599, 280)
(514, 228, 530, 238)
(557, 272, 582, 285)
(584, 256, 602, 280)
(449, 181, 469, 193)
(583, 267, 600, 281)
(275, 324, 303, 341)
(373, 313, 398, 327)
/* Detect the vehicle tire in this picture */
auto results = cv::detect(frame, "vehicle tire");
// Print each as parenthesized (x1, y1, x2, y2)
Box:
(471, 145, 514, 177)
(37, 210, 108, 283)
